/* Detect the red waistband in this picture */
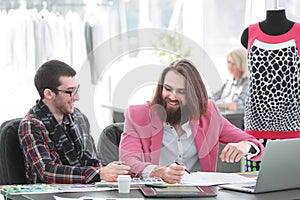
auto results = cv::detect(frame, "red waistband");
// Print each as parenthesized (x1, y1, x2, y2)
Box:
(245, 130, 300, 139)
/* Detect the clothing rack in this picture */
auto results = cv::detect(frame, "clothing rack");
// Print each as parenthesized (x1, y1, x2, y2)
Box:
(50, 2, 113, 7)
(0, 1, 14, 9)
(0, 0, 113, 11)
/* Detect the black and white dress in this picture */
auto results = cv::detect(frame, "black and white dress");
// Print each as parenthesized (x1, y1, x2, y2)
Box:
(245, 22, 300, 171)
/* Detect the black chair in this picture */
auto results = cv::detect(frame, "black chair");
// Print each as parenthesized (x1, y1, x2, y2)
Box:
(0, 118, 27, 185)
(97, 123, 124, 166)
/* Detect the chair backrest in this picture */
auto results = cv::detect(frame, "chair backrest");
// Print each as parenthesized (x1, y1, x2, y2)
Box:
(97, 123, 124, 166)
(0, 118, 27, 185)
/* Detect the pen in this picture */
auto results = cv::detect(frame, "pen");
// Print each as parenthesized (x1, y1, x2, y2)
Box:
(114, 161, 142, 178)
(174, 161, 191, 174)
(128, 169, 142, 178)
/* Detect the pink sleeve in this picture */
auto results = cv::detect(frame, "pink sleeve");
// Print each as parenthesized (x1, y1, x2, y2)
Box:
(219, 117, 264, 162)
(207, 101, 264, 162)
(119, 106, 155, 174)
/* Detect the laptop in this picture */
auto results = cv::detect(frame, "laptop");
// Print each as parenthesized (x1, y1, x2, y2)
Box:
(220, 138, 300, 193)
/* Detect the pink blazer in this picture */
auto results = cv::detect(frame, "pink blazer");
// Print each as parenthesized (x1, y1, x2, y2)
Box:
(119, 101, 264, 174)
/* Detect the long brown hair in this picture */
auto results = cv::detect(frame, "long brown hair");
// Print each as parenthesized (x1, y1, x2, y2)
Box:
(150, 59, 208, 120)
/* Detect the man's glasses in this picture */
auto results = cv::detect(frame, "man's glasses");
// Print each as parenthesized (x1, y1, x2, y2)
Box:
(49, 84, 80, 97)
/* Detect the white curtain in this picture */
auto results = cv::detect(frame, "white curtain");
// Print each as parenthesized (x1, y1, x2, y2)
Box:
(244, 0, 266, 27)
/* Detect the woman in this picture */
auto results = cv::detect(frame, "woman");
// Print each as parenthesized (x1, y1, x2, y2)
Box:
(212, 48, 249, 111)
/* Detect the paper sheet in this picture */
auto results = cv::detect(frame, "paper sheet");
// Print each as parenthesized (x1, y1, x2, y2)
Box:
(182, 172, 256, 186)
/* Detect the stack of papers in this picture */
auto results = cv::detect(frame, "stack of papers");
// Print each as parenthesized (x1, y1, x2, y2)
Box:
(182, 172, 256, 186)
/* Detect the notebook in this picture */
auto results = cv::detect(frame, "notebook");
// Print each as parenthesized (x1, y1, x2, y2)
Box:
(220, 138, 300, 193)
(139, 185, 217, 197)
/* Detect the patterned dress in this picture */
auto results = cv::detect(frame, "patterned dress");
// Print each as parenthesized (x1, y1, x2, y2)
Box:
(245, 23, 300, 171)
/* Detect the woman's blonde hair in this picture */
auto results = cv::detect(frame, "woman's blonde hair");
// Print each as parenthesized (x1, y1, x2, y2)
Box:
(227, 48, 248, 79)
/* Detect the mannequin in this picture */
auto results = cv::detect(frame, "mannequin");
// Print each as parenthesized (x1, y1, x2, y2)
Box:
(241, 9, 295, 48)
(240, 9, 300, 172)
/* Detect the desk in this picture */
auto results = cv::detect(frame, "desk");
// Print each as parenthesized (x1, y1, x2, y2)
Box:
(3, 187, 300, 200)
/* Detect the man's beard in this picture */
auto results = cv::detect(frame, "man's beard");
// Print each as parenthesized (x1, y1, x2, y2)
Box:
(164, 100, 190, 125)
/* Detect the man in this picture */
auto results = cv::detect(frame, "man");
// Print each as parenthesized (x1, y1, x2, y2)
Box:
(18, 60, 130, 184)
(119, 59, 264, 184)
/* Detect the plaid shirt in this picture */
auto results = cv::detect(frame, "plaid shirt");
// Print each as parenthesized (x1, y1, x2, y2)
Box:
(18, 104, 101, 184)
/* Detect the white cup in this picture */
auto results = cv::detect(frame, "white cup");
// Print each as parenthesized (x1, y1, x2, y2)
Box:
(117, 175, 131, 193)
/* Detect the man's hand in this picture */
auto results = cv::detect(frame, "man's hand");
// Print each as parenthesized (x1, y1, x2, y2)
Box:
(219, 141, 251, 163)
(100, 161, 131, 182)
(150, 163, 186, 184)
